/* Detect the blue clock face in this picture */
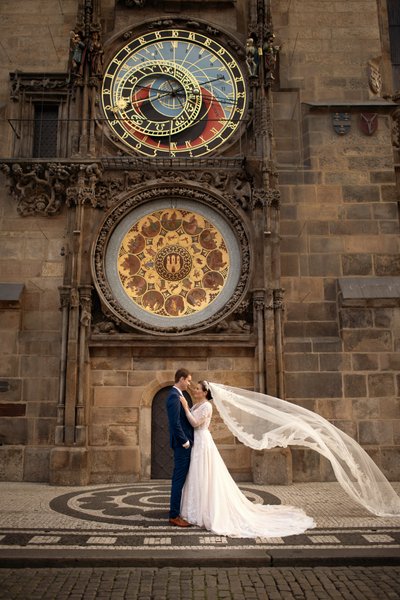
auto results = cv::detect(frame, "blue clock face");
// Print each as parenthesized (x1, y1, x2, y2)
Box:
(102, 29, 247, 157)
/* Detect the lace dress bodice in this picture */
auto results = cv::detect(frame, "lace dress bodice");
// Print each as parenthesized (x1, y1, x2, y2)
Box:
(186, 401, 212, 431)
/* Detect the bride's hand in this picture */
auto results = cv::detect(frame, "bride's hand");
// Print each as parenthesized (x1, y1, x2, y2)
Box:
(180, 395, 188, 410)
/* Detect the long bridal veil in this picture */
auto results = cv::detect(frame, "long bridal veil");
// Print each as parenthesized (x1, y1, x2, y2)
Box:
(209, 382, 400, 517)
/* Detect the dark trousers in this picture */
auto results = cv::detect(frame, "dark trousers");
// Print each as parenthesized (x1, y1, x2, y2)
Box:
(169, 445, 191, 518)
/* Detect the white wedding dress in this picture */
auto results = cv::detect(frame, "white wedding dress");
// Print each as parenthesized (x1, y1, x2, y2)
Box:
(180, 401, 316, 538)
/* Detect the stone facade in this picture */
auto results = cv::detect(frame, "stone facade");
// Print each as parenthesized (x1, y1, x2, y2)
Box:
(0, 0, 399, 485)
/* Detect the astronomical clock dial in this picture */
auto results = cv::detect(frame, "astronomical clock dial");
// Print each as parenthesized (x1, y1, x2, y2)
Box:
(97, 197, 247, 334)
(102, 29, 247, 157)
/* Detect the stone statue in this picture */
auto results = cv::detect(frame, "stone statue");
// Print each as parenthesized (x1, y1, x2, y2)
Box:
(246, 37, 258, 77)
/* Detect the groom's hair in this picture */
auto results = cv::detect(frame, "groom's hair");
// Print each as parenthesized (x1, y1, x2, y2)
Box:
(174, 368, 190, 382)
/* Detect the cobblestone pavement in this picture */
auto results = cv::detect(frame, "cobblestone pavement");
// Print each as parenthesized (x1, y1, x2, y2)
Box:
(0, 566, 399, 600)
(1, 481, 400, 567)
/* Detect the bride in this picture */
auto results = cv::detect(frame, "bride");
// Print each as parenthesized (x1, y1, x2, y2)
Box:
(180, 381, 316, 538)
(180, 380, 400, 538)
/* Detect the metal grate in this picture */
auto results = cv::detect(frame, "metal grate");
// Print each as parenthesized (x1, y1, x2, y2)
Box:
(33, 104, 59, 158)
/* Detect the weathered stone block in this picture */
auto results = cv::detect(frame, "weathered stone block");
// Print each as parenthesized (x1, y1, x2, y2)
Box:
(340, 308, 373, 329)
(0, 356, 19, 378)
(344, 374, 367, 398)
(380, 448, 400, 480)
(90, 447, 140, 477)
(284, 353, 319, 372)
(375, 255, 400, 276)
(352, 398, 380, 419)
(109, 425, 138, 446)
(23, 447, 50, 482)
(0, 417, 28, 444)
(92, 406, 139, 425)
(330, 221, 379, 235)
(379, 397, 400, 419)
(342, 330, 392, 352)
(0, 378, 22, 402)
(367, 373, 395, 397)
(312, 338, 342, 352)
(23, 378, 58, 403)
(281, 254, 299, 276)
(285, 372, 342, 399)
(284, 321, 339, 337)
(309, 237, 343, 253)
(101, 371, 129, 386)
(93, 386, 140, 407)
(49, 448, 90, 485)
(342, 185, 380, 203)
(380, 352, 400, 370)
(342, 254, 373, 276)
(351, 353, 379, 371)
(316, 398, 352, 420)
(341, 204, 372, 220)
(309, 254, 341, 277)
(358, 421, 393, 445)
(291, 448, 321, 482)
(252, 448, 292, 485)
(207, 357, 233, 370)
(89, 424, 108, 446)
(284, 339, 312, 353)
(0, 446, 24, 481)
(319, 353, 351, 371)
(374, 309, 393, 329)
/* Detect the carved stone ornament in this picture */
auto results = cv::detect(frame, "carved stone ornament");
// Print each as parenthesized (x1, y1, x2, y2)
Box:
(0, 161, 106, 216)
(368, 58, 382, 95)
(359, 112, 378, 136)
(392, 108, 400, 149)
(0, 162, 78, 216)
(332, 112, 351, 136)
(273, 288, 285, 311)
(92, 184, 251, 335)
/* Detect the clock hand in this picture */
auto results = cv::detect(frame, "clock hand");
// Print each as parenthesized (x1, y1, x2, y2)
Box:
(197, 75, 225, 86)
(176, 89, 238, 107)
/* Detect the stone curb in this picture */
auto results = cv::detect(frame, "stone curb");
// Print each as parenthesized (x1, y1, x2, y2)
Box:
(1, 547, 399, 569)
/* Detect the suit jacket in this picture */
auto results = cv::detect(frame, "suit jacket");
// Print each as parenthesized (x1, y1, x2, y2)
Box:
(166, 386, 194, 449)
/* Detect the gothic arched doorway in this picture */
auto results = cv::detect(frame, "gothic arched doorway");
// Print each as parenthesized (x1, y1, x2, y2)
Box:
(151, 386, 191, 479)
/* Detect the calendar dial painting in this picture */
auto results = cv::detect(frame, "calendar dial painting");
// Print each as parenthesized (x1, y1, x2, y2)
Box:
(118, 209, 229, 318)
(101, 198, 244, 332)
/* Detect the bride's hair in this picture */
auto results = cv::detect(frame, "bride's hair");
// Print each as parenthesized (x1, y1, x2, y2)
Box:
(199, 380, 213, 401)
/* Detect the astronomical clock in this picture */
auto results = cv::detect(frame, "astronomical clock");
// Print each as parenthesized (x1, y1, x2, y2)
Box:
(93, 19, 253, 335)
(101, 29, 247, 157)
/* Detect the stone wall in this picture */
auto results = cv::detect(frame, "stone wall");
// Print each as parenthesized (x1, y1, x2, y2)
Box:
(273, 0, 400, 481)
(87, 344, 254, 483)
(0, 188, 65, 480)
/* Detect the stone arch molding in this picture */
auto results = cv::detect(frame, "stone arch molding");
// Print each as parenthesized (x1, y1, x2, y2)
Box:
(92, 183, 251, 335)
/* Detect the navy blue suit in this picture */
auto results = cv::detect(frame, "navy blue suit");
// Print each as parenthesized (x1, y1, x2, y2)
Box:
(166, 386, 194, 518)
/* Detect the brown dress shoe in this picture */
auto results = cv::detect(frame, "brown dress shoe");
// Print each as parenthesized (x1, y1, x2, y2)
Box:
(169, 516, 191, 527)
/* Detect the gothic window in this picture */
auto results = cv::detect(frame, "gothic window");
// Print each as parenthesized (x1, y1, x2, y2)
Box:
(33, 104, 59, 158)
(9, 72, 69, 158)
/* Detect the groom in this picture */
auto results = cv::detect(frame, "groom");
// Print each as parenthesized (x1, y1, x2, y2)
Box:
(166, 368, 194, 527)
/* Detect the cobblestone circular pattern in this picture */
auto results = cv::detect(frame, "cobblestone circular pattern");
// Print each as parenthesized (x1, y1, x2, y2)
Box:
(50, 483, 280, 526)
